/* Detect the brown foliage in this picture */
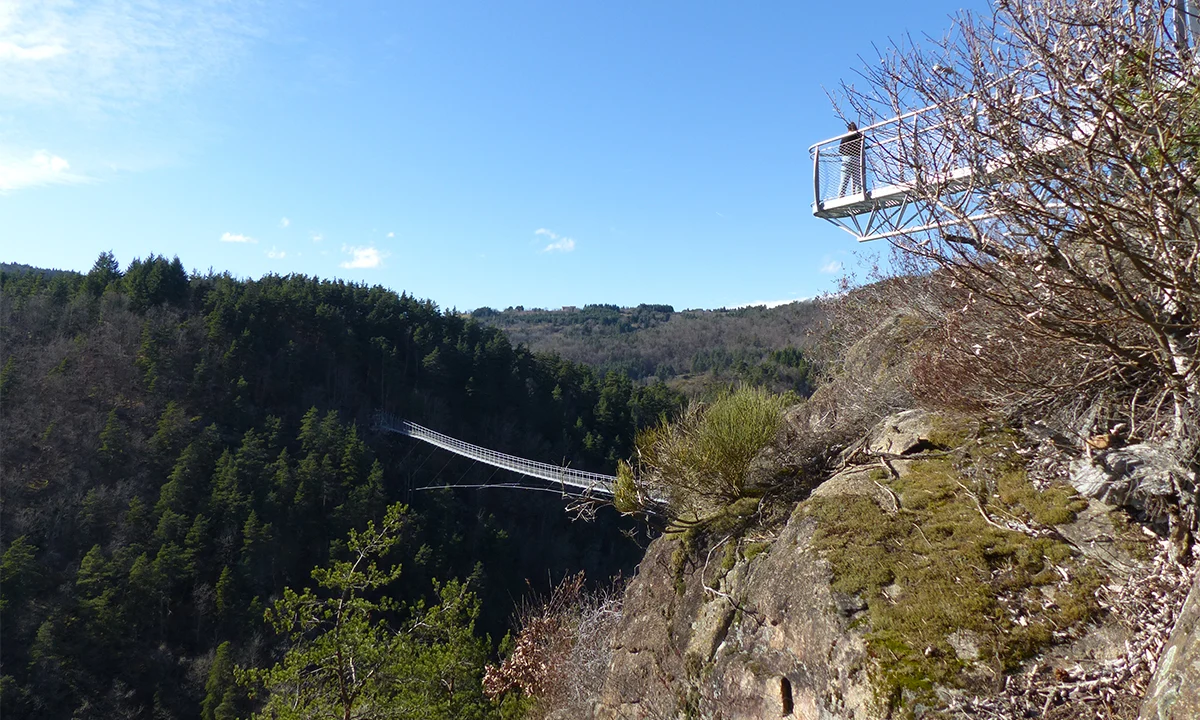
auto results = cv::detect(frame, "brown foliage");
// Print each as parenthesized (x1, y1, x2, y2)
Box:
(483, 572, 625, 716)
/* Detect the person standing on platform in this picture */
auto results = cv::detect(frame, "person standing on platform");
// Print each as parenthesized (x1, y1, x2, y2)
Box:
(838, 121, 865, 196)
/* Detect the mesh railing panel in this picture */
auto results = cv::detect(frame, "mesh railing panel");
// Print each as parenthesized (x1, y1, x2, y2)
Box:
(811, 101, 980, 208)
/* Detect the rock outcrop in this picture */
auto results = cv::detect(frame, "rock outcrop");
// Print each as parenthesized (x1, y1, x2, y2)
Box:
(1141, 571, 1200, 720)
(1070, 443, 1196, 527)
(591, 411, 1187, 719)
(597, 508, 871, 719)
(1069, 443, 1197, 563)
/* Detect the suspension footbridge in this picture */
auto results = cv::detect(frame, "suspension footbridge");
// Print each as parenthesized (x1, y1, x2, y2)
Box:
(375, 414, 618, 499)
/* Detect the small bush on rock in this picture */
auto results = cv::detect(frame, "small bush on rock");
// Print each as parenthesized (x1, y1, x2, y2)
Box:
(633, 386, 789, 522)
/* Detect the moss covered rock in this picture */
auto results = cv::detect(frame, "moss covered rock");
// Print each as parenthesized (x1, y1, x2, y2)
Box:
(592, 412, 1151, 720)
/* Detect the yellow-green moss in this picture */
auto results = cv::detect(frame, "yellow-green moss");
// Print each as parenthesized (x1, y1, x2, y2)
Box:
(719, 540, 739, 572)
(804, 425, 1101, 712)
(925, 414, 979, 450)
(741, 541, 771, 562)
(996, 469, 1088, 526)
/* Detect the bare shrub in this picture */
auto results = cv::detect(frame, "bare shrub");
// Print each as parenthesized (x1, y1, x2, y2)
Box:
(834, 0, 1200, 470)
(483, 573, 625, 718)
(798, 271, 945, 443)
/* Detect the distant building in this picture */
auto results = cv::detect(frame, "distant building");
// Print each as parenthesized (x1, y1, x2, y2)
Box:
(561, 305, 578, 312)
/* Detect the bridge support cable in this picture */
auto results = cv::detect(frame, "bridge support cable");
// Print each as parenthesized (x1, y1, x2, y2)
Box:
(374, 413, 618, 498)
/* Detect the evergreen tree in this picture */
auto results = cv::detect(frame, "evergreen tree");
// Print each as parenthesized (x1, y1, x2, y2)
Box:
(97, 408, 128, 474)
(0, 535, 38, 613)
(202, 641, 236, 720)
(84, 251, 122, 296)
(239, 504, 493, 720)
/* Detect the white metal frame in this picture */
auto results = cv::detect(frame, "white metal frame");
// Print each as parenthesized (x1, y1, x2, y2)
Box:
(810, 0, 1200, 242)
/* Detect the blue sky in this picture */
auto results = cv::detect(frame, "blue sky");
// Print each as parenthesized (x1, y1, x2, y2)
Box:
(0, 0, 980, 311)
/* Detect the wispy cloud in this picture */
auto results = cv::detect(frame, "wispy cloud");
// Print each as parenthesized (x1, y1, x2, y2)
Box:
(0, 149, 84, 190)
(385, 231, 394, 238)
(0, 40, 65, 61)
(340, 245, 386, 269)
(0, 1, 266, 193)
(220, 231, 256, 244)
(0, 0, 264, 110)
(536, 228, 576, 253)
(266, 246, 285, 259)
(820, 260, 843, 274)
(310, 232, 323, 243)
(279, 217, 290, 228)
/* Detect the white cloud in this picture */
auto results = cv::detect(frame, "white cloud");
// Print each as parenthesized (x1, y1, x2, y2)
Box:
(0, 148, 83, 190)
(310, 232, 323, 243)
(544, 237, 575, 252)
(535, 228, 576, 253)
(340, 245, 386, 269)
(385, 231, 394, 238)
(0, 40, 65, 61)
(220, 231, 256, 244)
(820, 260, 843, 274)
(0, 0, 263, 109)
(279, 217, 290, 228)
(266, 246, 286, 259)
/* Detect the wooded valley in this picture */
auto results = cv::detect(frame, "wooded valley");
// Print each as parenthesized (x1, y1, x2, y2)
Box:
(0, 254, 706, 719)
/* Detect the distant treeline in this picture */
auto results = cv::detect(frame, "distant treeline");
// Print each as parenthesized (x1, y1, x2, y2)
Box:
(472, 301, 823, 396)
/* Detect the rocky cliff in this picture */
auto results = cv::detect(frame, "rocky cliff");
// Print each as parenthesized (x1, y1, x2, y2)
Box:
(589, 410, 1197, 719)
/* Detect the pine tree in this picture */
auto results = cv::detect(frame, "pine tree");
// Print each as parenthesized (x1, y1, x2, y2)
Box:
(238, 503, 492, 720)
(216, 564, 235, 608)
(0, 535, 38, 613)
(97, 408, 127, 473)
(84, 251, 122, 296)
(202, 641, 235, 720)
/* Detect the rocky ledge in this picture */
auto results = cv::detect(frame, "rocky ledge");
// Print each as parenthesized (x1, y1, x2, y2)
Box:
(592, 411, 1198, 719)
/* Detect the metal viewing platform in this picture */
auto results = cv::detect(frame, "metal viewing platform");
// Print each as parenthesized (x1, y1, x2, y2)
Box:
(809, 0, 1200, 242)
(808, 100, 1001, 243)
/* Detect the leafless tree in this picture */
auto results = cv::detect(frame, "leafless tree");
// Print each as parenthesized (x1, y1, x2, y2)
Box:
(836, 0, 1200, 473)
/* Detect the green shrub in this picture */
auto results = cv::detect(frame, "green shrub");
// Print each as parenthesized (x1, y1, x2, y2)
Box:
(635, 386, 788, 521)
(613, 460, 641, 514)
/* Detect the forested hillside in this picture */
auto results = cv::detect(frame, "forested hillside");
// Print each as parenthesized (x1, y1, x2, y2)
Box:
(471, 301, 822, 396)
(0, 253, 679, 719)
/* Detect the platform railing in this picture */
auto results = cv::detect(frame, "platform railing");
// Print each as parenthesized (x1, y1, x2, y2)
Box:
(810, 98, 980, 216)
